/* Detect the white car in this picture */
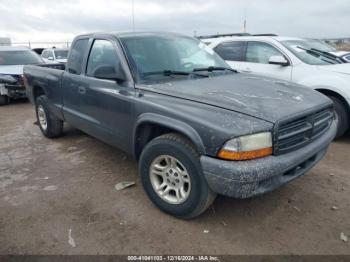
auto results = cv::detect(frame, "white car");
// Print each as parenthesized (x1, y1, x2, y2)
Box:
(41, 48, 69, 64)
(0, 46, 44, 105)
(207, 36, 350, 137)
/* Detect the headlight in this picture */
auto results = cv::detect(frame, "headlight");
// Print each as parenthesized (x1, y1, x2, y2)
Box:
(218, 132, 272, 161)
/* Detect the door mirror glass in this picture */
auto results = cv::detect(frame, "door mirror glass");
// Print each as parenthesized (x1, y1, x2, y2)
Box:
(268, 55, 289, 66)
(48, 56, 54, 60)
(93, 65, 126, 82)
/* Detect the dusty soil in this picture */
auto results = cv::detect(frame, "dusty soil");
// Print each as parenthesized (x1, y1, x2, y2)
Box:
(0, 101, 349, 255)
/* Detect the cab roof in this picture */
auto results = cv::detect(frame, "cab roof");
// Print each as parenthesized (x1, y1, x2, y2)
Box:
(75, 31, 191, 40)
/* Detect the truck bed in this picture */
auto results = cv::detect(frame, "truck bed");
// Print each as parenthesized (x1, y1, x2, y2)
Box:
(24, 64, 66, 119)
(35, 63, 66, 70)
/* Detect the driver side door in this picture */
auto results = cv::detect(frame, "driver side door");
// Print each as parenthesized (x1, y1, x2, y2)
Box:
(79, 39, 135, 152)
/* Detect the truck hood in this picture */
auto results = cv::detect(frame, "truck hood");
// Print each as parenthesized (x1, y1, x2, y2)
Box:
(318, 63, 350, 75)
(141, 73, 331, 123)
(0, 65, 24, 75)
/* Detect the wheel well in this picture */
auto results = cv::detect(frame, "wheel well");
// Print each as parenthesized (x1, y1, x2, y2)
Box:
(134, 123, 196, 160)
(33, 86, 46, 102)
(315, 89, 350, 113)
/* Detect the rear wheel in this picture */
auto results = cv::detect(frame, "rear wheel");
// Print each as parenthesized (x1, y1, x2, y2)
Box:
(35, 95, 64, 138)
(329, 96, 349, 138)
(139, 133, 216, 219)
(0, 95, 9, 106)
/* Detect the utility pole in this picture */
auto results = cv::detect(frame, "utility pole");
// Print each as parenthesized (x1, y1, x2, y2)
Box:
(243, 6, 247, 33)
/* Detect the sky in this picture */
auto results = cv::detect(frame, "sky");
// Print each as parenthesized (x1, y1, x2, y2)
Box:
(0, 0, 349, 45)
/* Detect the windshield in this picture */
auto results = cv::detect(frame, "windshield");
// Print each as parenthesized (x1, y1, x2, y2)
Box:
(0, 50, 43, 65)
(120, 34, 228, 82)
(305, 39, 336, 52)
(282, 40, 340, 65)
(54, 50, 68, 59)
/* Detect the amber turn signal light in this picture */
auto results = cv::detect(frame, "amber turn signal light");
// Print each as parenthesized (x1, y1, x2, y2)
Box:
(218, 147, 273, 161)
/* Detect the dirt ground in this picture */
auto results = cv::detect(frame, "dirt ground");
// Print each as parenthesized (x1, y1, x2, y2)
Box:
(0, 101, 349, 255)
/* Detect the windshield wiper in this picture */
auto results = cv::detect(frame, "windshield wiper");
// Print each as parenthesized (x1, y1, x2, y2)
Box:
(297, 46, 341, 63)
(142, 70, 208, 78)
(193, 66, 237, 73)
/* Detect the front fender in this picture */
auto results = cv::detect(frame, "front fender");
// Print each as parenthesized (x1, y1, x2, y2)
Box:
(306, 84, 350, 107)
(298, 74, 350, 103)
(133, 113, 206, 156)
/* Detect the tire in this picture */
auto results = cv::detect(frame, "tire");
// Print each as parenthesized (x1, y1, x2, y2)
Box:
(139, 133, 216, 219)
(0, 95, 9, 106)
(329, 96, 349, 138)
(35, 95, 64, 138)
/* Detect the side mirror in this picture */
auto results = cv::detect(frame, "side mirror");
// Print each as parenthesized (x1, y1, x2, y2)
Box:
(93, 64, 126, 83)
(268, 55, 289, 66)
(48, 57, 54, 60)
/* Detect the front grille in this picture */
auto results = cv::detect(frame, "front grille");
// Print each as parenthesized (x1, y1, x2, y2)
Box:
(274, 107, 334, 155)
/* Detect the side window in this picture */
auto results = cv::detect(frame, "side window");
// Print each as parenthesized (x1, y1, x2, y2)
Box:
(42, 51, 48, 59)
(48, 51, 54, 59)
(214, 41, 246, 61)
(86, 39, 121, 77)
(246, 42, 284, 64)
(67, 39, 89, 74)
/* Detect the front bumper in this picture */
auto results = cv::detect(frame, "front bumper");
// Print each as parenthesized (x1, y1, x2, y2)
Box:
(200, 120, 337, 198)
(0, 84, 26, 99)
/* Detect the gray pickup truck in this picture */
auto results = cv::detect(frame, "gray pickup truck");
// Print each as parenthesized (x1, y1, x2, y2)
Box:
(24, 32, 337, 219)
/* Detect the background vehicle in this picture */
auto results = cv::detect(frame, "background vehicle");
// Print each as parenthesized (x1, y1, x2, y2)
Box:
(208, 35, 350, 137)
(0, 46, 44, 105)
(24, 32, 336, 218)
(331, 51, 350, 63)
(41, 47, 69, 64)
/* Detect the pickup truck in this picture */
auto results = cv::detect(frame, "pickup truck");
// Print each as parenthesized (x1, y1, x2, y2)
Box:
(24, 32, 337, 219)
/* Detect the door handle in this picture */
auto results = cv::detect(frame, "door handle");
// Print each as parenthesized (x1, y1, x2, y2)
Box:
(78, 86, 86, 94)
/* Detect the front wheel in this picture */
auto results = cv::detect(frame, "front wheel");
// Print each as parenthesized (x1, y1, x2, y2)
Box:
(35, 95, 64, 138)
(139, 133, 216, 219)
(329, 96, 349, 138)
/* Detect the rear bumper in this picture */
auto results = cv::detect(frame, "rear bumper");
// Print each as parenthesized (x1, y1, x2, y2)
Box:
(200, 120, 337, 198)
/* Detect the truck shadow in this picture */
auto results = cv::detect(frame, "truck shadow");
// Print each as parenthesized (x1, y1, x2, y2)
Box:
(7, 98, 30, 105)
